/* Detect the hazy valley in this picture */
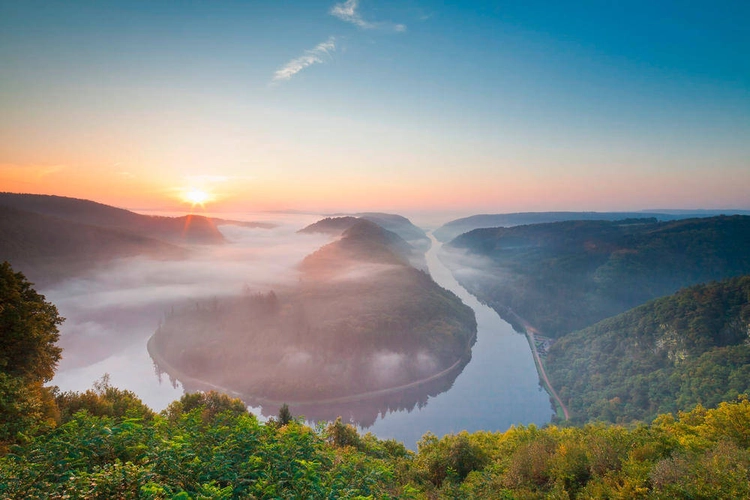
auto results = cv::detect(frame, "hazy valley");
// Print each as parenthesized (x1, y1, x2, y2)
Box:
(3, 193, 750, 497)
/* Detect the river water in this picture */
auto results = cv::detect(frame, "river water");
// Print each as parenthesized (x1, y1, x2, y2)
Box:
(365, 234, 552, 445)
(50, 221, 552, 448)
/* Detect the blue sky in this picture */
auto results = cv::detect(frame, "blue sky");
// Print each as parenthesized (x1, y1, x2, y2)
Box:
(1, 0, 748, 213)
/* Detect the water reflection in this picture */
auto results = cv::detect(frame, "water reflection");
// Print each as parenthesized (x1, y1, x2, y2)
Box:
(160, 352, 472, 428)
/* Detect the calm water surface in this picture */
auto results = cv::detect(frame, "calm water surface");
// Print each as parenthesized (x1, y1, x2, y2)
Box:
(365, 234, 552, 445)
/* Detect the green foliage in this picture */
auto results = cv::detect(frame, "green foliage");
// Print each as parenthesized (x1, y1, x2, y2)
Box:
(448, 216, 750, 337)
(547, 276, 750, 423)
(55, 374, 154, 424)
(414, 431, 489, 487)
(2, 390, 750, 498)
(0, 262, 63, 445)
(0, 261, 62, 382)
(327, 417, 362, 449)
(163, 391, 249, 424)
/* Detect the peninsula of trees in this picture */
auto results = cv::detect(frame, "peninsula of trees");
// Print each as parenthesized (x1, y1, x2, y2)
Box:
(149, 218, 476, 405)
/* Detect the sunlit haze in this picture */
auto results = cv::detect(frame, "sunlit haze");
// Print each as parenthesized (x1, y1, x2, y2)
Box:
(1, 1, 748, 213)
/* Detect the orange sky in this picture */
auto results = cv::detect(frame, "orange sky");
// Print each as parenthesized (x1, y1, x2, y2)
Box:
(2, 2, 748, 215)
(3, 161, 748, 215)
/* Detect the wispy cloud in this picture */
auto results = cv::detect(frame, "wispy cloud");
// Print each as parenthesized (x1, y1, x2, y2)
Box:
(272, 37, 336, 83)
(330, 0, 405, 32)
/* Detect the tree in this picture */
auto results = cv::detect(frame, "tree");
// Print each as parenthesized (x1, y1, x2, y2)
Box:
(0, 262, 63, 382)
(0, 261, 64, 444)
(278, 403, 292, 426)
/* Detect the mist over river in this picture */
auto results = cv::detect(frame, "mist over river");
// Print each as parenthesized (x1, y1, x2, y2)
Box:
(50, 214, 552, 448)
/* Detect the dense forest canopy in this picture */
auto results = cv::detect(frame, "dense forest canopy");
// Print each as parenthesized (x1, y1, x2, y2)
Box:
(444, 215, 750, 337)
(3, 385, 750, 498)
(546, 275, 750, 424)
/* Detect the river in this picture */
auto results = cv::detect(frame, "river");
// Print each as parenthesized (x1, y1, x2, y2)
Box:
(365, 233, 552, 445)
(50, 221, 552, 448)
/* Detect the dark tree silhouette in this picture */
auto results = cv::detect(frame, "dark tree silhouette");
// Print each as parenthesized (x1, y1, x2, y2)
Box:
(278, 403, 292, 426)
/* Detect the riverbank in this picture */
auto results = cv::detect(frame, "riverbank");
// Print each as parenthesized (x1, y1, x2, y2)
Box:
(500, 309, 570, 420)
(147, 326, 477, 411)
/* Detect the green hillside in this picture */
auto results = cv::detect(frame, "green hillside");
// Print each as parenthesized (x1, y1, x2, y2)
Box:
(445, 215, 750, 337)
(547, 275, 750, 423)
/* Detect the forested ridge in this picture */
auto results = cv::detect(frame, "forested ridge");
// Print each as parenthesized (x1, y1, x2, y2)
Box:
(443, 215, 750, 427)
(445, 215, 750, 337)
(547, 275, 750, 424)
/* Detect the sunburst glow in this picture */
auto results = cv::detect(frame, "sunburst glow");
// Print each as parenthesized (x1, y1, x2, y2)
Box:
(182, 189, 211, 206)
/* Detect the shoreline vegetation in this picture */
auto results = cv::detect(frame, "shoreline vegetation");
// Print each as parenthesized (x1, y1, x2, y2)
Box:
(3, 202, 750, 496)
(520, 321, 570, 421)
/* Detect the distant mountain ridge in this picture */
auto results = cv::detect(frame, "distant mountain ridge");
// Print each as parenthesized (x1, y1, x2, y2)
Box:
(0, 205, 184, 285)
(300, 216, 428, 271)
(298, 216, 360, 236)
(300, 219, 416, 276)
(355, 213, 430, 250)
(320, 211, 430, 250)
(0, 192, 274, 284)
(434, 210, 750, 242)
(0, 192, 272, 245)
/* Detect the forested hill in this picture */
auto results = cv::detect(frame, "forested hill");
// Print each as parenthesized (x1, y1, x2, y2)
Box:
(298, 216, 360, 235)
(0, 206, 184, 285)
(0, 192, 272, 245)
(300, 219, 415, 272)
(300, 217, 428, 271)
(433, 209, 750, 242)
(547, 275, 750, 424)
(301, 212, 430, 251)
(149, 218, 475, 411)
(355, 212, 430, 250)
(444, 215, 750, 336)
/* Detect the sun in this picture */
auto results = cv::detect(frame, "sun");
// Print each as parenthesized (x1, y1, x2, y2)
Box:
(182, 189, 211, 207)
